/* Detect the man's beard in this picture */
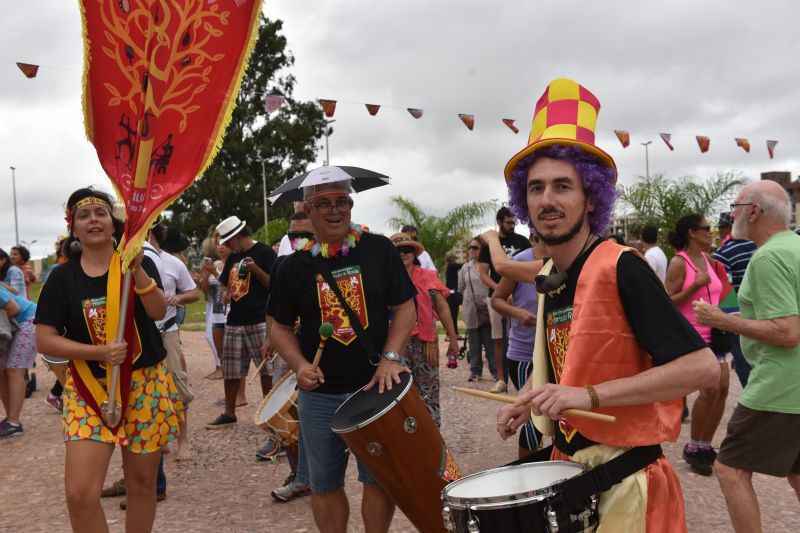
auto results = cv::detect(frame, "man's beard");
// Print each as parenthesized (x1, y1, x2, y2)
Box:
(534, 207, 588, 246)
(731, 215, 748, 240)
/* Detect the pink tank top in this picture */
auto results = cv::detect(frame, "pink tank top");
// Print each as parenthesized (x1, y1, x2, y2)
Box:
(676, 251, 722, 343)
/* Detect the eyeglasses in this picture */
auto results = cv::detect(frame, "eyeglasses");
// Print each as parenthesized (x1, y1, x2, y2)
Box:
(468, 245, 480, 250)
(311, 197, 353, 214)
(730, 202, 755, 211)
(397, 246, 416, 255)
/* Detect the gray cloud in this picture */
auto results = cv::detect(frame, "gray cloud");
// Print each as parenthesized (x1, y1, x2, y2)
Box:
(3, 1, 798, 255)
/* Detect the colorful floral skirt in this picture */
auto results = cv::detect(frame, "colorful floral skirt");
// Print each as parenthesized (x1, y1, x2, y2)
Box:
(62, 362, 184, 454)
(405, 336, 441, 427)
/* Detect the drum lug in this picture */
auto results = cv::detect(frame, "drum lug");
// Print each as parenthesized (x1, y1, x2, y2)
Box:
(442, 506, 454, 532)
(367, 442, 383, 456)
(546, 505, 559, 532)
(466, 514, 480, 533)
(404, 416, 417, 434)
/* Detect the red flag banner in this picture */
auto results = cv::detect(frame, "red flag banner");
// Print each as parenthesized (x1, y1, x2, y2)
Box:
(264, 94, 285, 114)
(696, 136, 710, 153)
(365, 104, 380, 116)
(659, 133, 674, 151)
(502, 118, 519, 134)
(319, 99, 337, 118)
(407, 108, 424, 119)
(767, 139, 778, 159)
(16, 62, 39, 78)
(614, 130, 630, 148)
(81, 0, 262, 265)
(735, 138, 750, 153)
(458, 113, 475, 131)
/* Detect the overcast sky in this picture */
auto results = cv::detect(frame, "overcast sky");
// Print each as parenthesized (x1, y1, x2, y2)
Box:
(2, 1, 799, 257)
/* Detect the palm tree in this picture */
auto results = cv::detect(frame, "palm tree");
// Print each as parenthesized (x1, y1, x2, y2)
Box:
(388, 196, 496, 270)
(618, 171, 746, 253)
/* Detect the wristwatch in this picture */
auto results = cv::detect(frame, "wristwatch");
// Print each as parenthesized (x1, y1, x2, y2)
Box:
(382, 351, 408, 366)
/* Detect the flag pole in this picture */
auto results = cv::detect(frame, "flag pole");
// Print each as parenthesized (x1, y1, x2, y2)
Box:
(101, 270, 133, 427)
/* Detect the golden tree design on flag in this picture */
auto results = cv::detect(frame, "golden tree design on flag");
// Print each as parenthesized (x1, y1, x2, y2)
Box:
(97, 0, 230, 132)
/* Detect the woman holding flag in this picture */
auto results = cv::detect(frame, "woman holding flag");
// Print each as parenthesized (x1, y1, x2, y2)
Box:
(35, 188, 183, 532)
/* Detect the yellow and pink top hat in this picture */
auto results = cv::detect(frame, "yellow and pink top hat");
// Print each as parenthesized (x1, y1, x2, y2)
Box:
(504, 78, 617, 183)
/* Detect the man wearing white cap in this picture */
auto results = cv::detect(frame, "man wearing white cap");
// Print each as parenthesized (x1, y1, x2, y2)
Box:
(268, 179, 417, 533)
(206, 217, 277, 429)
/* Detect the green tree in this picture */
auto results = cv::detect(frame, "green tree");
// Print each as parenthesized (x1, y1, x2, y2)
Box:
(170, 16, 326, 238)
(388, 196, 496, 270)
(618, 171, 746, 253)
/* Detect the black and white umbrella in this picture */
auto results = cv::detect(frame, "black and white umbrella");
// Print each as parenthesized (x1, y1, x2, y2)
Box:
(269, 165, 391, 204)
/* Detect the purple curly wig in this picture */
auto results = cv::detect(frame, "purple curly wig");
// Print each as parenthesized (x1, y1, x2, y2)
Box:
(507, 144, 617, 236)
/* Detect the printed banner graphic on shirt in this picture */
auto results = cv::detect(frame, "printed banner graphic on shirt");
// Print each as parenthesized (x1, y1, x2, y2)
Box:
(228, 268, 251, 302)
(316, 266, 369, 346)
(546, 306, 578, 443)
(80, 0, 262, 268)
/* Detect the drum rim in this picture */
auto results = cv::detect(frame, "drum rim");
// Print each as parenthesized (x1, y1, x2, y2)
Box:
(441, 460, 584, 509)
(330, 373, 414, 434)
(253, 371, 297, 427)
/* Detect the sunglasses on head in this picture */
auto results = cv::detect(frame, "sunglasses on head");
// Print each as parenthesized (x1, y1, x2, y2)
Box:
(397, 246, 416, 255)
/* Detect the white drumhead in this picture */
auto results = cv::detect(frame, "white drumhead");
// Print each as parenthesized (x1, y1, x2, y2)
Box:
(255, 373, 297, 425)
(445, 462, 584, 500)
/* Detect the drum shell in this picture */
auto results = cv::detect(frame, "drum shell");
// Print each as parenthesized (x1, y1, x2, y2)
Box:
(254, 373, 299, 446)
(335, 383, 454, 533)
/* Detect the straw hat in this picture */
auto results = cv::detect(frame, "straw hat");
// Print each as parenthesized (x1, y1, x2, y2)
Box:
(504, 78, 617, 182)
(390, 232, 424, 256)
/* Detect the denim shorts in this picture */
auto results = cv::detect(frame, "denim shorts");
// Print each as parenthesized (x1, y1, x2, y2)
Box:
(298, 390, 377, 493)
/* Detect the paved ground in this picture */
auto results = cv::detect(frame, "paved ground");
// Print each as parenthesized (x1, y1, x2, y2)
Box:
(1, 331, 798, 532)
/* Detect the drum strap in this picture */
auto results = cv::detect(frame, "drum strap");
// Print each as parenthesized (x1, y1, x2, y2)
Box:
(316, 260, 380, 365)
(554, 444, 663, 507)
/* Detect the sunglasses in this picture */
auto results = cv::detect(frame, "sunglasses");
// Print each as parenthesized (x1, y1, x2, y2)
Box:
(397, 246, 417, 255)
(534, 271, 568, 295)
(693, 225, 711, 231)
(468, 245, 480, 250)
(288, 231, 314, 240)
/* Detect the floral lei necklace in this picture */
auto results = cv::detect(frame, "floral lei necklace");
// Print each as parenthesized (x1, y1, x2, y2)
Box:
(292, 224, 364, 258)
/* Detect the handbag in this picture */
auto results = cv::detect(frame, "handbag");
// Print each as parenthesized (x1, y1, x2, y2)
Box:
(465, 264, 490, 326)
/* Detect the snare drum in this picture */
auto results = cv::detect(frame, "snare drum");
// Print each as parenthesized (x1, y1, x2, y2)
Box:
(441, 461, 598, 533)
(332, 372, 460, 533)
(253, 372, 299, 446)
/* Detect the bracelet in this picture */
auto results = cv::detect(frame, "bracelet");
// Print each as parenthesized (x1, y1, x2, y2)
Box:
(585, 384, 600, 410)
(134, 278, 157, 296)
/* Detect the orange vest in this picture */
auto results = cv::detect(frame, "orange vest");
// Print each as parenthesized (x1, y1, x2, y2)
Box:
(544, 240, 682, 447)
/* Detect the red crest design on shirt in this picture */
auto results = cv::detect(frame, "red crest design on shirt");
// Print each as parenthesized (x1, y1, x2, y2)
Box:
(228, 268, 251, 302)
(316, 266, 369, 346)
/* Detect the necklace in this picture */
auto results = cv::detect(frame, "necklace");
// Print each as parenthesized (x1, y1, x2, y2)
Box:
(293, 224, 364, 258)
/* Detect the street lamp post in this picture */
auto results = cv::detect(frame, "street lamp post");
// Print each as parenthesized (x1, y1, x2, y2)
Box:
(9, 166, 19, 246)
(641, 141, 652, 179)
(260, 158, 268, 230)
(324, 119, 336, 166)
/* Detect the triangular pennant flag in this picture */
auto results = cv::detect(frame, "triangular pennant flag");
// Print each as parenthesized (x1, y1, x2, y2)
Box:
(614, 130, 630, 148)
(660, 133, 674, 151)
(696, 136, 710, 153)
(458, 114, 475, 131)
(16, 62, 39, 78)
(735, 138, 750, 153)
(365, 104, 380, 116)
(264, 93, 285, 114)
(319, 99, 337, 118)
(767, 140, 779, 159)
(502, 118, 519, 134)
(407, 108, 424, 119)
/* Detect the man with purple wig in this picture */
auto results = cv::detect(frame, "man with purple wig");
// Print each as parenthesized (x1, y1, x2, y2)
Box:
(489, 78, 719, 532)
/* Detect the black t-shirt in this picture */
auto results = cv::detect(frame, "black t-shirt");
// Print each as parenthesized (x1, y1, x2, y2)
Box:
(544, 240, 705, 455)
(268, 233, 416, 394)
(220, 241, 277, 326)
(445, 262, 462, 292)
(479, 232, 531, 291)
(34, 258, 166, 377)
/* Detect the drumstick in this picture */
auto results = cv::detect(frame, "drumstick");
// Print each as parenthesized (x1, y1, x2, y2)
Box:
(249, 353, 274, 384)
(452, 386, 617, 423)
(311, 322, 335, 369)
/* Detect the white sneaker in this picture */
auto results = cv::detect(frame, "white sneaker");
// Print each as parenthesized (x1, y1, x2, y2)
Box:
(489, 380, 507, 393)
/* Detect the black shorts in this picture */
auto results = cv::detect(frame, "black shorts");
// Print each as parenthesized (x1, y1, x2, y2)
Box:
(717, 403, 800, 477)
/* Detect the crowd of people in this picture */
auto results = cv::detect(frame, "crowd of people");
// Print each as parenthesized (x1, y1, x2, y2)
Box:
(2, 77, 799, 533)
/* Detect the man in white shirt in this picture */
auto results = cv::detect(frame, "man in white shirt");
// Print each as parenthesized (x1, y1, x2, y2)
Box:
(401, 224, 437, 270)
(642, 224, 668, 283)
(144, 223, 201, 458)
